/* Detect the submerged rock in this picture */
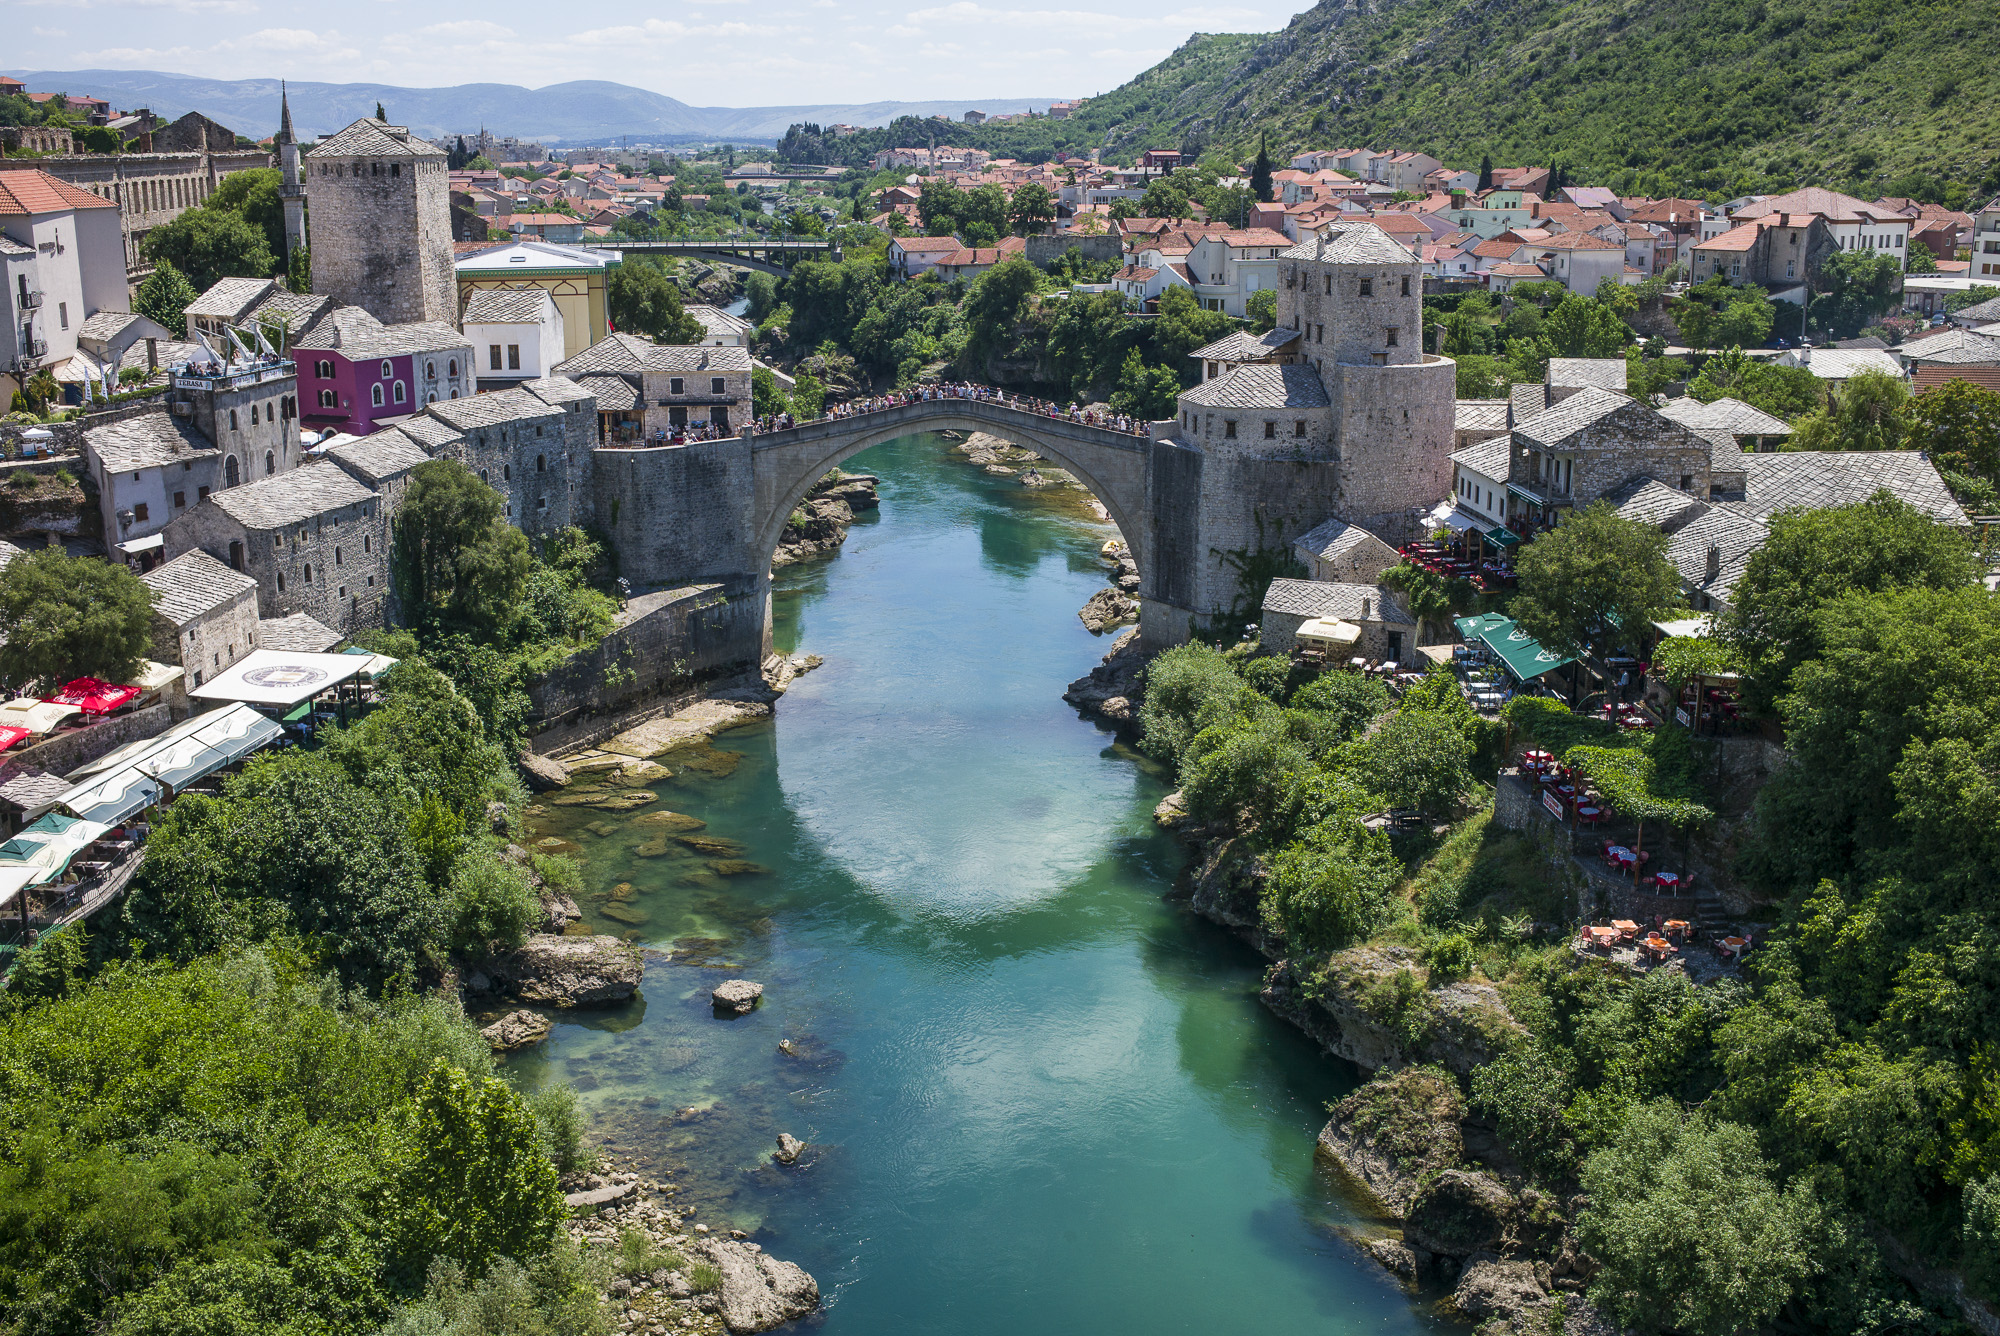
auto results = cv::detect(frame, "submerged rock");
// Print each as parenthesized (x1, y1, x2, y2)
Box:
(1078, 586, 1139, 633)
(697, 1237, 818, 1333)
(600, 902, 650, 926)
(677, 834, 748, 857)
(480, 1009, 552, 1051)
(492, 934, 644, 1007)
(712, 979, 764, 1015)
(517, 751, 569, 791)
(773, 1133, 804, 1165)
(708, 859, 769, 877)
(636, 810, 707, 831)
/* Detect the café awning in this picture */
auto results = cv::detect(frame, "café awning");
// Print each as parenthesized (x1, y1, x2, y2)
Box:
(1456, 612, 1574, 682)
(188, 650, 365, 708)
(1296, 616, 1362, 646)
(339, 648, 401, 681)
(54, 703, 281, 821)
(0, 814, 112, 885)
(0, 864, 40, 908)
(48, 678, 141, 715)
(0, 698, 79, 735)
(1651, 615, 1716, 639)
(54, 767, 164, 825)
(1485, 526, 1522, 548)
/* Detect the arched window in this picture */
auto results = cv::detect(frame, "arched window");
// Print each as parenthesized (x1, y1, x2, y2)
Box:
(249, 404, 259, 425)
(503, 464, 511, 481)
(448, 359, 457, 378)
(426, 392, 436, 404)
(371, 384, 384, 407)
(363, 535, 370, 553)
(450, 389, 459, 398)
(380, 360, 393, 379)
(536, 454, 545, 472)
(229, 409, 238, 430)
(318, 389, 335, 408)
(303, 563, 312, 584)
(316, 360, 332, 379)
(265, 451, 275, 475)
(425, 361, 436, 381)
(393, 381, 406, 404)
(225, 456, 240, 486)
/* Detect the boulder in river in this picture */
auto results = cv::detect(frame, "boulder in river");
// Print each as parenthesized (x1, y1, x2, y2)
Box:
(773, 1133, 804, 1165)
(1404, 1169, 1518, 1259)
(697, 1238, 818, 1334)
(712, 979, 764, 1014)
(491, 934, 644, 1007)
(1078, 586, 1138, 633)
(1315, 1066, 1465, 1220)
(1453, 1258, 1550, 1326)
(517, 751, 569, 791)
(481, 1009, 552, 1050)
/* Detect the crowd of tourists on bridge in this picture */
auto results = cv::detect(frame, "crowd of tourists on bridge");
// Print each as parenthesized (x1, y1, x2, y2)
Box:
(648, 419, 734, 446)
(750, 380, 1152, 438)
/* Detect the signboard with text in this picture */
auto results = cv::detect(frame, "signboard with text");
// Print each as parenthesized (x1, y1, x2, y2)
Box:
(1542, 791, 1565, 820)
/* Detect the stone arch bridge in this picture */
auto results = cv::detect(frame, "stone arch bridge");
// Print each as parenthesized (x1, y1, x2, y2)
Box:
(593, 239, 834, 276)
(588, 397, 1346, 669)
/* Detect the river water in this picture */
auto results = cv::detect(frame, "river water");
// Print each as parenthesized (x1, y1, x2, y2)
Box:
(513, 433, 1443, 1336)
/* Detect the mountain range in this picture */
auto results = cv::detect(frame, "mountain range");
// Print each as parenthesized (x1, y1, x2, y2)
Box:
(0, 70, 1065, 145)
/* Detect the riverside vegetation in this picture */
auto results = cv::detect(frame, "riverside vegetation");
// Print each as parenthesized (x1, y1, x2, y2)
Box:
(1120, 491, 2000, 1335)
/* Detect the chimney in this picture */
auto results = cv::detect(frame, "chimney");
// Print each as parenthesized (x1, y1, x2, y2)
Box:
(1705, 544, 1721, 582)
(1361, 596, 1372, 618)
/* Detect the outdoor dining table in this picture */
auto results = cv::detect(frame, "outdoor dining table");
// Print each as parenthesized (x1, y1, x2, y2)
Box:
(1653, 871, 1682, 891)
(1663, 919, 1690, 942)
(1720, 935, 1749, 959)
(1576, 804, 1603, 823)
(1607, 844, 1636, 866)
(1584, 926, 1619, 950)
(1611, 919, 1640, 939)
(1641, 934, 1675, 961)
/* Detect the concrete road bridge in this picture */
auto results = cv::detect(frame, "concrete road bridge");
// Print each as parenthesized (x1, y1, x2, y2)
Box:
(593, 238, 835, 275)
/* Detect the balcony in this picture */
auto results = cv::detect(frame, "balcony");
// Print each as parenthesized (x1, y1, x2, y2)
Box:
(169, 356, 295, 391)
(17, 290, 42, 311)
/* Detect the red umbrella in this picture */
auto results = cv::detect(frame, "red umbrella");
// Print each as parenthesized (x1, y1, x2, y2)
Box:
(0, 726, 28, 753)
(48, 677, 141, 715)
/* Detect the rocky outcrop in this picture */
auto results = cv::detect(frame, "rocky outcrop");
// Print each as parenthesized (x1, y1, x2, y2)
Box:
(1256, 948, 1523, 1078)
(1078, 586, 1139, 632)
(1063, 627, 1150, 725)
(773, 1133, 804, 1165)
(773, 472, 877, 566)
(481, 1009, 553, 1050)
(697, 1237, 819, 1334)
(1454, 1258, 1551, 1325)
(483, 934, 643, 1007)
(711, 979, 763, 1014)
(1315, 1067, 1464, 1219)
(518, 750, 570, 791)
(1404, 1169, 1520, 1259)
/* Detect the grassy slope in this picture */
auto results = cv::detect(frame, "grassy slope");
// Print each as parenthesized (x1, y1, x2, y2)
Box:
(1012, 0, 2000, 201)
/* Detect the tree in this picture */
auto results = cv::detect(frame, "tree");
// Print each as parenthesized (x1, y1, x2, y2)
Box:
(1672, 277, 1773, 350)
(605, 257, 702, 343)
(23, 369, 60, 415)
(393, 1061, 565, 1278)
(1510, 501, 1682, 662)
(0, 547, 152, 690)
(1785, 369, 1908, 451)
(1904, 378, 2000, 483)
(1478, 155, 1494, 191)
(133, 257, 198, 339)
(956, 256, 1040, 379)
(375, 101, 387, 120)
(1107, 347, 1180, 420)
(917, 177, 967, 234)
(1361, 709, 1476, 816)
(201, 167, 287, 262)
(141, 208, 276, 291)
(392, 460, 532, 632)
(1579, 1102, 1818, 1336)
(1244, 287, 1277, 333)
(1139, 179, 1190, 220)
(1810, 249, 1901, 339)
(1264, 813, 1400, 951)
(1540, 294, 1631, 358)
(1250, 133, 1274, 203)
(1009, 181, 1055, 234)
(1720, 491, 1978, 712)
(286, 243, 310, 295)
(1906, 240, 1939, 274)
(1685, 347, 1821, 421)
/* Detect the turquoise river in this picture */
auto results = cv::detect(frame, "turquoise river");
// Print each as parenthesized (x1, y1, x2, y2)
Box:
(511, 432, 1447, 1335)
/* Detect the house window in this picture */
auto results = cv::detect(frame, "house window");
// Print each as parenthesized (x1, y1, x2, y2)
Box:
(303, 564, 312, 584)
(425, 361, 435, 381)
(1294, 420, 1306, 438)
(274, 534, 283, 549)
(448, 359, 458, 377)
(1681, 475, 1694, 491)
(393, 381, 406, 403)
(132, 502, 149, 522)
(1358, 278, 1372, 297)
(363, 536, 370, 553)
(504, 465, 511, 481)
(334, 546, 343, 566)
(1386, 328, 1399, 346)
(371, 384, 384, 407)
(58, 302, 67, 330)
(507, 345, 521, 370)
(319, 389, 336, 408)
(317, 360, 333, 378)
(1264, 420, 1276, 438)
(276, 572, 285, 592)
(266, 450, 275, 474)
(1224, 420, 1237, 438)
(380, 360, 393, 379)
(670, 377, 684, 395)
(229, 409, 238, 430)
(711, 377, 725, 394)
(173, 491, 186, 508)
(198, 486, 209, 500)
(536, 454, 545, 472)
(489, 344, 503, 370)
(1323, 274, 1331, 295)
(1401, 275, 1410, 296)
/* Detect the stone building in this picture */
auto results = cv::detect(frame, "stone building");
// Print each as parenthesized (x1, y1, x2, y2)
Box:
(553, 334, 752, 442)
(424, 386, 575, 533)
(1505, 389, 1714, 531)
(326, 428, 432, 512)
(1260, 578, 1417, 660)
(83, 358, 303, 558)
(162, 464, 390, 635)
(181, 276, 333, 349)
(1, 170, 128, 403)
(140, 549, 261, 688)
(463, 288, 565, 389)
(304, 119, 457, 327)
(292, 306, 474, 437)
(1292, 517, 1401, 584)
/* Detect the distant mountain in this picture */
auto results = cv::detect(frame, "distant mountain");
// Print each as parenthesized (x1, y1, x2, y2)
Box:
(0, 70, 1066, 145)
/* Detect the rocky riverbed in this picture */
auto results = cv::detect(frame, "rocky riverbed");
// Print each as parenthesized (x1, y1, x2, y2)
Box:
(773, 471, 879, 567)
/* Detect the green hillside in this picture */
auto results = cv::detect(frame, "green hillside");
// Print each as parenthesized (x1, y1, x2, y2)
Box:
(978, 0, 2000, 204)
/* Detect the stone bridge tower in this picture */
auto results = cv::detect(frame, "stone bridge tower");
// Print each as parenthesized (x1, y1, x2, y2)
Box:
(302, 118, 456, 327)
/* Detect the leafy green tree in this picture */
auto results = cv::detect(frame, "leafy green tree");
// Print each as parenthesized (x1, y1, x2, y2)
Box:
(392, 460, 533, 633)
(1360, 709, 1475, 816)
(790, 371, 825, 419)
(1906, 240, 1940, 273)
(917, 177, 967, 234)
(1721, 491, 1978, 712)
(1264, 812, 1399, 951)
(956, 256, 1041, 378)
(1904, 377, 2000, 483)
(1477, 155, 1493, 191)
(1244, 287, 1277, 333)
(1009, 181, 1056, 233)
(751, 365, 789, 417)
(1579, 1102, 1818, 1336)
(1106, 347, 1180, 420)
(0, 546, 153, 690)
(1453, 354, 1512, 398)
(1785, 369, 1908, 450)
(1148, 286, 1235, 379)
(605, 257, 702, 343)
(1685, 347, 1821, 421)
(1966, 1174, 2000, 1298)
(133, 257, 199, 339)
(744, 271, 779, 323)
(201, 167, 288, 261)
(1139, 179, 1190, 220)
(1810, 249, 1902, 339)
(1672, 277, 1774, 350)
(141, 208, 276, 291)
(1539, 295, 1631, 358)
(1139, 642, 1260, 772)
(284, 243, 310, 295)
(393, 1060, 565, 1277)
(1945, 285, 2000, 313)
(1510, 500, 1682, 662)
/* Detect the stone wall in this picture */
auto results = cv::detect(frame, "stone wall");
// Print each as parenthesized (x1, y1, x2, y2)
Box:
(305, 151, 456, 326)
(13, 703, 171, 781)
(1330, 356, 1457, 537)
(165, 477, 390, 635)
(592, 438, 757, 591)
(151, 585, 261, 689)
(524, 583, 763, 743)
(0, 149, 271, 278)
(1025, 234, 1122, 267)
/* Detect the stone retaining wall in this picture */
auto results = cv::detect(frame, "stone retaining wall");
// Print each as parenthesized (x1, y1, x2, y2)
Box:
(13, 702, 172, 783)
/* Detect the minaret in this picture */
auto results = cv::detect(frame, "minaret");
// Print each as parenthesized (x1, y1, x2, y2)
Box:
(277, 82, 306, 263)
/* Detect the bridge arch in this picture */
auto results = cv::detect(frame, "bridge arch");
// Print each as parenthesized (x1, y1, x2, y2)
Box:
(748, 401, 1156, 597)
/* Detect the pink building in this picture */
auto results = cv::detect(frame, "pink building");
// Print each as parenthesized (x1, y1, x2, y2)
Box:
(294, 306, 474, 437)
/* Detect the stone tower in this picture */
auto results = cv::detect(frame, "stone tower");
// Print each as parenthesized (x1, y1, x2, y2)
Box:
(302, 118, 456, 327)
(276, 83, 306, 262)
(1160, 221, 1454, 638)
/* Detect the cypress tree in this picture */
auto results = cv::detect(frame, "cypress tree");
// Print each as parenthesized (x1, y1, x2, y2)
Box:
(1478, 154, 1494, 191)
(1250, 132, 1274, 203)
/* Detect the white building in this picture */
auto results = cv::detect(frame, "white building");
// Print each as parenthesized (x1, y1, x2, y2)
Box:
(1183, 229, 1292, 316)
(686, 304, 753, 348)
(461, 287, 565, 389)
(0, 169, 128, 404)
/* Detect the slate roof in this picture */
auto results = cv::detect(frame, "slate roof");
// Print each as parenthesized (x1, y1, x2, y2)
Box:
(206, 465, 377, 530)
(686, 305, 752, 340)
(246, 289, 334, 337)
(1667, 505, 1769, 606)
(1511, 388, 1635, 447)
(1606, 477, 1709, 532)
(388, 416, 459, 452)
(1188, 327, 1302, 361)
(327, 429, 431, 485)
(553, 333, 751, 378)
(462, 288, 553, 324)
(1285, 223, 1416, 265)
(567, 373, 641, 411)
(1510, 382, 1549, 423)
(1450, 436, 1512, 480)
(1787, 349, 1905, 380)
(255, 613, 343, 653)
(143, 549, 258, 627)
(306, 119, 444, 159)
(1262, 578, 1416, 625)
(1654, 396, 1791, 439)
(77, 310, 148, 343)
(1293, 518, 1393, 568)
(1454, 400, 1511, 433)
(521, 375, 593, 407)
(1733, 188, 1907, 225)
(184, 277, 277, 322)
(1951, 296, 2000, 324)
(86, 411, 208, 474)
(1736, 451, 1967, 526)
(425, 387, 562, 433)
(1547, 358, 1628, 391)
(1899, 328, 2000, 365)
(291, 307, 470, 357)
(1180, 364, 1330, 410)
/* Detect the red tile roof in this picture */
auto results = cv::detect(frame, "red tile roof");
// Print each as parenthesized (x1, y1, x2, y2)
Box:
(1489, 262, 1549, 278)
(0, 169, 118, 215)
(1221, 228, 1293, 247)
(1538, 232, 1622, 251)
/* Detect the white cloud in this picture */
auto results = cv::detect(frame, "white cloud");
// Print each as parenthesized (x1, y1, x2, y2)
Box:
(25, 0, 257, 13)
(416, 19, 517, 37)
(31, 25, 68, 36)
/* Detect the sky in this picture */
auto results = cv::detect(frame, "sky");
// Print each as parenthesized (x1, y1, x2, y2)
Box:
(12, 0, 1300, 105)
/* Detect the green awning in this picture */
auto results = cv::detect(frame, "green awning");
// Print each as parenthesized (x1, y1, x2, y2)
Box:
(1455, 612, 1513, 640)
(282, 702, 313, 723)
(1485, 526, 1522, 548)
(1475, 616, 1575, 682)
(1507, 483, 1545, 505)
